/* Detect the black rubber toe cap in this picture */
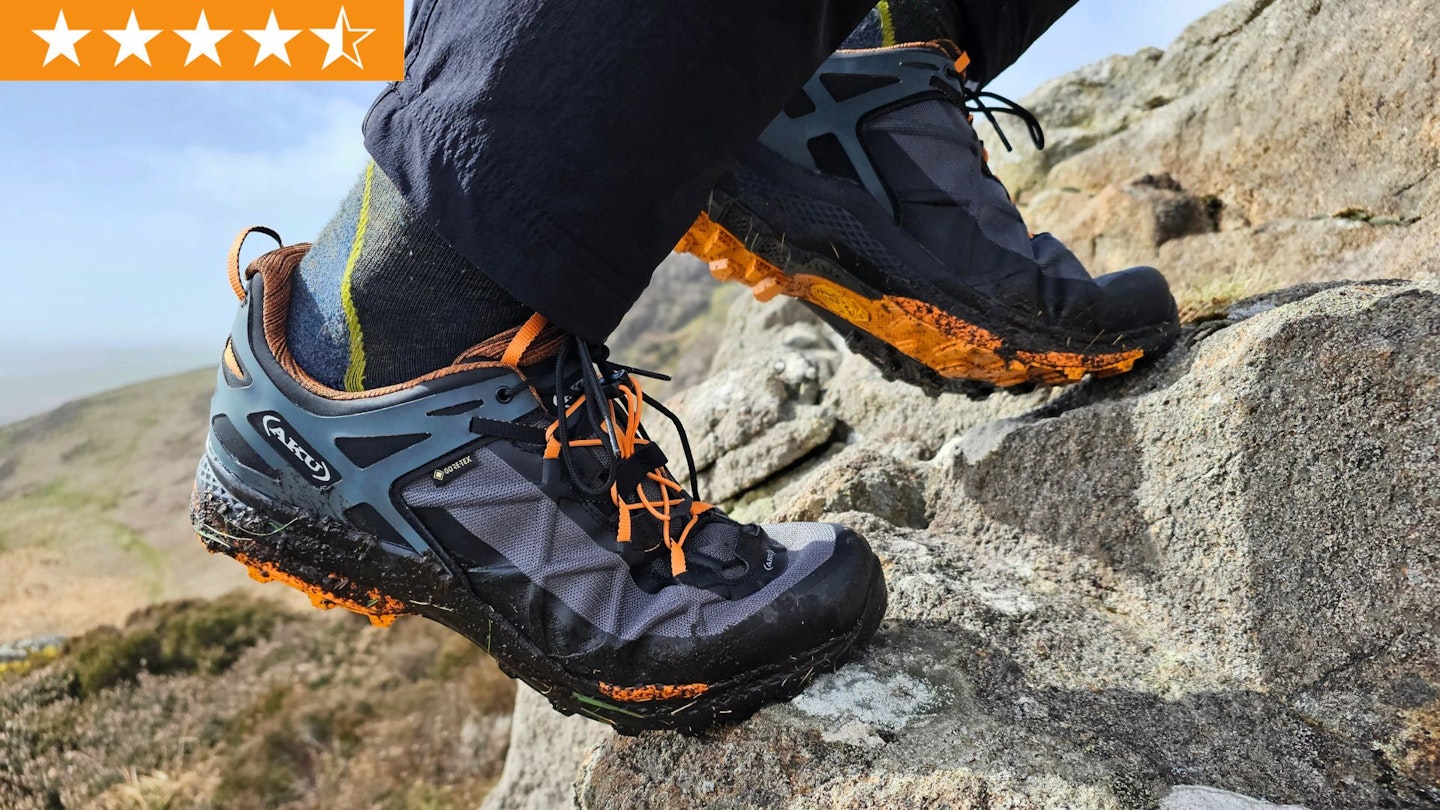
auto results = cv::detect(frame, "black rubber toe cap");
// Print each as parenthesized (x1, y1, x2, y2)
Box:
(788, 524, 886, 645)
(681, 522, 885, 683)
(541, 523, 887, 686)
(1092, 266, 1180, 334)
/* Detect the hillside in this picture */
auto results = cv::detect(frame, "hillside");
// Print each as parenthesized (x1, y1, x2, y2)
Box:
(0, 596, 515, 809)
(0, 369, 272, 642)
(0, 369, 523, 809)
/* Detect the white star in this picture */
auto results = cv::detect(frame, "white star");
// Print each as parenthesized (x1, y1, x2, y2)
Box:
(105, 10, 160, 66)
(245, 11, 300, 66)
(310, 7, 374, 69)
(175, 11, 231, 66)
(33, 10, 90, 67)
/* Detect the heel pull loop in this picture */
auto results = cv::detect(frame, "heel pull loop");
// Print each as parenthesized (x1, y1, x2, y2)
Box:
(501, 313, 550, 368)
(228, 226, 284, 302)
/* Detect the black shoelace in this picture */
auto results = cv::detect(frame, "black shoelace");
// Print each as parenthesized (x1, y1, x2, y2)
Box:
(930, 71, 1046, 153)
(551, 335, 703, 506)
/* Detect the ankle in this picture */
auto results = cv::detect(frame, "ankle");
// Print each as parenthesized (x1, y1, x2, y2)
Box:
(285, 162, 531, 391)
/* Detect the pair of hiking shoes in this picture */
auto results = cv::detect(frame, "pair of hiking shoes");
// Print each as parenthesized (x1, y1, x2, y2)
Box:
(191, 45, 1178, 734)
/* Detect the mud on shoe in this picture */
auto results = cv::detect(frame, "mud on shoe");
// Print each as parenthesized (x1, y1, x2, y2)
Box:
(677, 44, 1180, 398)
(190, 229, 887, 734)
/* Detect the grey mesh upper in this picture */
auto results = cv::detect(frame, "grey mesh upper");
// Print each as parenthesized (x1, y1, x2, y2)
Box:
(865, 103, 1030, 255)
(760, 46, 1095, 293)
(756, 46, 960, 218)
(403, 446, 837, 641)
(862, 102, 1092, 287)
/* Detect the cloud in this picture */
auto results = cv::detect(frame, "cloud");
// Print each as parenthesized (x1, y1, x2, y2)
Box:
(0, 84, 376, 351)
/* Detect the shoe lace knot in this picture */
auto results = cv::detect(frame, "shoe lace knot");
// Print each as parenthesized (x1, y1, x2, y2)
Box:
(543, 334, 709, 579)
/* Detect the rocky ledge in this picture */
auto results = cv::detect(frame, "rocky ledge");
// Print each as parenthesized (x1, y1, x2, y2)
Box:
(483, 278, 1440, 809)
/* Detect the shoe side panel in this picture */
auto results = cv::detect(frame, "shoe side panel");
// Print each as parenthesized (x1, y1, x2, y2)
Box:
(205, 273, 536, 557)
(748, 48, 1158, 336)
(400, 446, 837, 643)
(758, 48, 958, 218)
(408, 470, 878, 685)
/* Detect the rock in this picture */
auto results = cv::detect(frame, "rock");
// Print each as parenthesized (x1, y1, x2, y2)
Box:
(652, 298, 846, 502)
(475, 2, 1440, 806)
(981, 0, 1440, 301)
(654, 296, 1053, 505)
(0, 635, 65, 663)
(1027, 174, 1218, 272)
(995, 0, 1440, 221)
(770, 446, 928, 529)
(487, 281, 1440, 809)
(705, 408, 835, 502)
(1160, 786, 1309, 810)
(479, 686, 608, 810)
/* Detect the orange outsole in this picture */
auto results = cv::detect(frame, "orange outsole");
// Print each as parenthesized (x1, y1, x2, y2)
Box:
(599, 681, 711, 703)
(200, 534, 409, 628)
(676, 213, 1144, 389)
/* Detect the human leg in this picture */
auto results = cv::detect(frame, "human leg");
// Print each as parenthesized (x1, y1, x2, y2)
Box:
(196, 0, 896, 733)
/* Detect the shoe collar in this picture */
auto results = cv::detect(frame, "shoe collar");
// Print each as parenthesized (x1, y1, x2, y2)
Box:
(227, 226, 558, 402)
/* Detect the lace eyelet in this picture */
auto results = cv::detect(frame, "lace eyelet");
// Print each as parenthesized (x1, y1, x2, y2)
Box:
(495, 386, 514, 404)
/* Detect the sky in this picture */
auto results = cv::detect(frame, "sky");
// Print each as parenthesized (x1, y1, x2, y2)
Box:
(0, 0, 1227, 385)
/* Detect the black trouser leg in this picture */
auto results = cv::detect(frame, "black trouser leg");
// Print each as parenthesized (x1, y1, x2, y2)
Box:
(364, 0, 877, 343)
(362, 0, 1080, 342)
(950, 0, 1080, 87)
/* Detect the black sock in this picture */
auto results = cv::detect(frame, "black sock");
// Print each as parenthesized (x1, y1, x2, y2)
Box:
(841, 0, 960, 49)
(287, 162, 532, 390)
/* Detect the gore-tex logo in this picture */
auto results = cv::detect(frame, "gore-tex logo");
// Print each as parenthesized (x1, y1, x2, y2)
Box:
(251, 412, 338, 485)
(431, 454, 474, 485)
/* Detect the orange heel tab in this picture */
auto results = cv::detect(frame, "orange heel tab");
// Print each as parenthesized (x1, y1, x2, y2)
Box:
(502, 313, 550, 367)
(227, 226, 284, 302)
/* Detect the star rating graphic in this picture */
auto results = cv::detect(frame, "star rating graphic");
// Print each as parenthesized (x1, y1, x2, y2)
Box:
(245, 10, 300, 66)
(33, 11, 87, 66)
(312, 7, 373, 69)
(175, 11, 230, 66)
(24, 6, 392, 74)
(105, 11, 160, 66)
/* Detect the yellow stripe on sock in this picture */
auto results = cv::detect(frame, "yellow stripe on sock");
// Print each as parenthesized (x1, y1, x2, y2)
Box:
(340, 162, 375, 392)
(876, 0, 897, 47)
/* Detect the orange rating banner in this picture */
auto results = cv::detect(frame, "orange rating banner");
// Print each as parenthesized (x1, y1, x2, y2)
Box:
(2, 0, 403, 80)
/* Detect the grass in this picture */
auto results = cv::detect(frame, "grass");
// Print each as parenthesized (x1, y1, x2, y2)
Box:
(1173, 264, 1279, 323)
(1, 597, 518, 810)
(0, 488, 168, 600)
(0, 369, 222, 642)
(66, 597, 281, 697)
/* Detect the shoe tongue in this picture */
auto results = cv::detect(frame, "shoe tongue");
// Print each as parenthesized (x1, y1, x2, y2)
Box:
(547, 370, 723, 559)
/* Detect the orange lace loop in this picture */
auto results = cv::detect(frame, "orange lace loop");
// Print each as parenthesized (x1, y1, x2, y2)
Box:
(502, 313, 549, 367)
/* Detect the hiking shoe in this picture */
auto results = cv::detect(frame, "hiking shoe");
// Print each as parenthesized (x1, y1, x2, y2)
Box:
(677, 44, 1180, 398)
(190, 228, 887, 735)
